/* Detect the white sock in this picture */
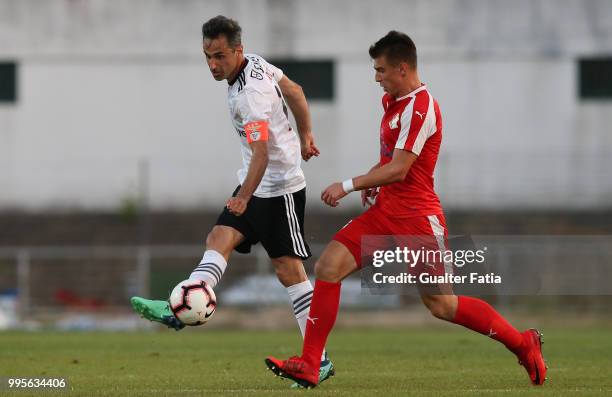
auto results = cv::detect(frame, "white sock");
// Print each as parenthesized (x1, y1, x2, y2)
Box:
(189, 250, 227, 289)
(287, 279, 327, 362)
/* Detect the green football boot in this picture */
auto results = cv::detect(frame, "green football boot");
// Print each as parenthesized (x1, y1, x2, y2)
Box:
(130, 297, 185, 331)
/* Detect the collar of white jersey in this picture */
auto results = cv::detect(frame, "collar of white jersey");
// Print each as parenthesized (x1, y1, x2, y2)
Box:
(394, 84, 427, 101)
(228, 58, 249, 86)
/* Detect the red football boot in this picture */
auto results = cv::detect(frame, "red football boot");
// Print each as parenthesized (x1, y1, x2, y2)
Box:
(517, 329, 548, 385)
(265, 356, 319, 388)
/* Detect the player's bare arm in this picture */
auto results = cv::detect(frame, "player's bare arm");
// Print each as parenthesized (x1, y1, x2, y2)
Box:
(227, 139, 269, 216)
(321, 150, 416, 207)
(278, 76, 320, 161)
(355, 150, 416, 189)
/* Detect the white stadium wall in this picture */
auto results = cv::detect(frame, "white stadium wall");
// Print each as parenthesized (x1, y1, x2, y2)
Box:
(0, 0, 611, 210)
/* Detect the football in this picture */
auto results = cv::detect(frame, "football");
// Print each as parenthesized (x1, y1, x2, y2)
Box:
(168, 279, 216, 326)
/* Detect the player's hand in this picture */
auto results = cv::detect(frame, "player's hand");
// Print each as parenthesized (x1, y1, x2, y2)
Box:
(226, 196, 248, 216)
(300, 132, 320, 161)
(321, 182, 348, 207)
(361, 187, 379, 207)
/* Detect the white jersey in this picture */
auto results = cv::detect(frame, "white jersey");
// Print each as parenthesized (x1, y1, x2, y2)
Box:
(227, 53, 305, 198)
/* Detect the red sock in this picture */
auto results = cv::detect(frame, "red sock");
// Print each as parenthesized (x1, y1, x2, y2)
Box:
(453, 296, 524, 354)
(301, 279, 341, 368)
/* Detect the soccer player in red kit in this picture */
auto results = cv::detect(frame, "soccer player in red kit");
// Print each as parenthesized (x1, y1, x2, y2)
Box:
(264, 31, 547, 388)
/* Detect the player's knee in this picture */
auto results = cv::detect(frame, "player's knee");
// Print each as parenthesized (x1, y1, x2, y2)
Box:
(271, 257, 307, 287)
(273, 267, 296, 286)
(205, 227, 233, 254)
(273, 266, 296, 287)
(313, 241, 356, 283)
(423, 296, 454, 320)
(205, 230, 221, 249)
(314, 259, 342, 283)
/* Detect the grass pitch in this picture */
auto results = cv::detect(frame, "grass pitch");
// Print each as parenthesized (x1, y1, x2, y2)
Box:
(1, 325, 611, 396)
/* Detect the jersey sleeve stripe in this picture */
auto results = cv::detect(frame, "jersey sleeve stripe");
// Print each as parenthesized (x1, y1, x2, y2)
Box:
(395, 92, 432, 155)
(395, 100, 415, 150)
(409, 93, 436, 155)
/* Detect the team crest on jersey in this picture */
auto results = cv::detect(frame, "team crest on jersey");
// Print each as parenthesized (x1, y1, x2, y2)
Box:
(389, 113, 400, 129)
(245, 120, 269, 143)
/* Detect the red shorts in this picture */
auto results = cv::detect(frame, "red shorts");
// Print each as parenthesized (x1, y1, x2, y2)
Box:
(333, 205, 449, 274)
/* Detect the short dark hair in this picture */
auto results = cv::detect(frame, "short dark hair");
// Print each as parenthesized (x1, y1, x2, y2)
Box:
(202, 15, 242, 48)
(368, 31, 417, 68)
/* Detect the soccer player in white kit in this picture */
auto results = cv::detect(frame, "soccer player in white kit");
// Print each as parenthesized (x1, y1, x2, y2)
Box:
(130, 15, 334, 385)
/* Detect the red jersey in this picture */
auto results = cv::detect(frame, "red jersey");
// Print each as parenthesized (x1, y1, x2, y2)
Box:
(374, 84, 443, 218)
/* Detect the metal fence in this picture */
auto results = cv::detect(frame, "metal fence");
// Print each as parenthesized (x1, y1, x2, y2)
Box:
(0, 245, 274, 316)
(1, 237, 611, 322)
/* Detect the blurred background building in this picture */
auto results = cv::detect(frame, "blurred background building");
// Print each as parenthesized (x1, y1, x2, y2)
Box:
(0, 0, 611, 329)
